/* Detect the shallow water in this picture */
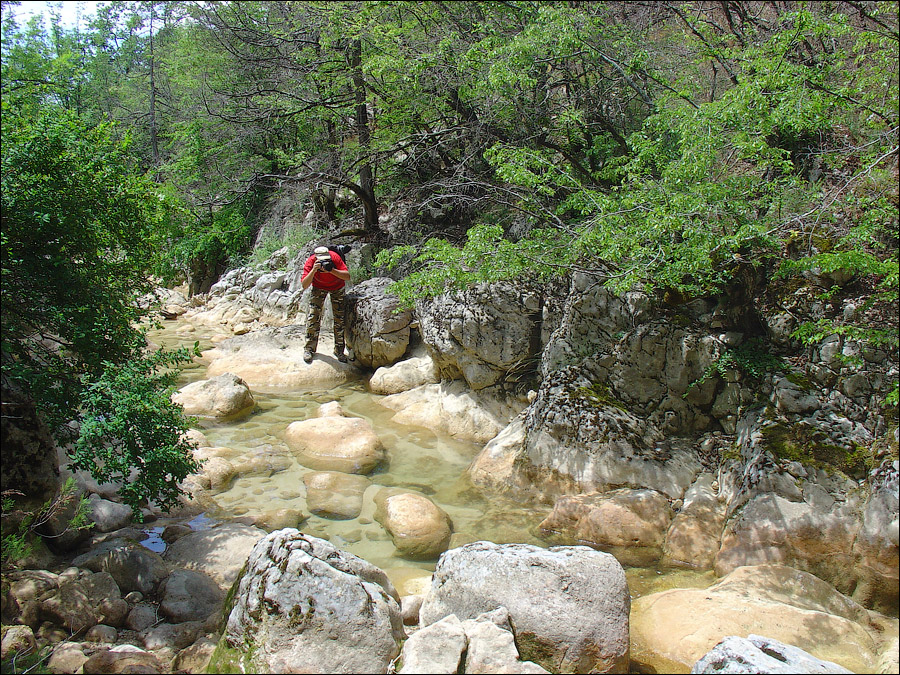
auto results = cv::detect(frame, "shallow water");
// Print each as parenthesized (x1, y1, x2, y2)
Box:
(146, 317, 714, 598)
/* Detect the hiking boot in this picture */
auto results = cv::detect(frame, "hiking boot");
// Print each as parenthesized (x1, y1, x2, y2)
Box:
(303, 350, 313, 363)
(335, 350, 348, 363)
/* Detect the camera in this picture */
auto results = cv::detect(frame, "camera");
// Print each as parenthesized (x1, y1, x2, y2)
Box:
(316, 253, 334, 271)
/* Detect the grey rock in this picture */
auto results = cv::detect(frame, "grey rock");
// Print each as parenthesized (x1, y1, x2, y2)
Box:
(72, 537, 170, 595)
(88, 495, 134, 533)
(420, 541, 629, 673)
(158, 568, 225, 623)
(223, 529, 403, 674)
(346, 277, 413, 368)
(399, 614, 467, 674)
(691, 634, 853, 673)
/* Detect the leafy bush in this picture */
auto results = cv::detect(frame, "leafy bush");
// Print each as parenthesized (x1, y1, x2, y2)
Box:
(1, 105, 201, 517)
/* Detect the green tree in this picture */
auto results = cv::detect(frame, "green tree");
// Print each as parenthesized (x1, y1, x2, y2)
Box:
(1, 104, 200, 518)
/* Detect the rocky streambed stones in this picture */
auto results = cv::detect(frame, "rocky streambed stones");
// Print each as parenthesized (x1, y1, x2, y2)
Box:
(374, 489, 453, 560)
(171, 372, 255, 419)
(284, 412, 386, 474)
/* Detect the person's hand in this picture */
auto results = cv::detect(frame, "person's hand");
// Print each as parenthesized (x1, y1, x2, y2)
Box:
(311, 261, 321, 274)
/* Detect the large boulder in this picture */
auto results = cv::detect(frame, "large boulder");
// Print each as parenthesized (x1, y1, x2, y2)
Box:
(39, 570, 124, 634)
(202, 326, 355, 388)
(630, 565, 880, 674)
(420, 541, 630, 673)
(374, 489, 453, 560)
(220, 529, 404, 674)
(72, 538, 171, 596)
(379, 381, 520, 444)
(172, 372, 255, 419)
(285, 413, 386, 474)
(369, 352, 439, 395)
(303, 471, 370, 519)
(346, 277, 414, 368)
(158, 569, 225, 623)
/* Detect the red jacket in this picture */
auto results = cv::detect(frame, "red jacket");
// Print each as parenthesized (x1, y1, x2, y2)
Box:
(303, 250, 348, 291)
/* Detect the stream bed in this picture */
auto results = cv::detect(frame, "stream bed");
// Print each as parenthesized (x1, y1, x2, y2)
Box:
(145, 317, 716, 599)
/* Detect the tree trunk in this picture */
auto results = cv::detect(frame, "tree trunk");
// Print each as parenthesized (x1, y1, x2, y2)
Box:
(349, 40, 377, 231)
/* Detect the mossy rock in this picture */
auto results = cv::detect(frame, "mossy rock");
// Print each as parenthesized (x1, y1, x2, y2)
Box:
(577, 382, 627, 411)
(760, 421, 875, 477)
(205, 635, 252, 674)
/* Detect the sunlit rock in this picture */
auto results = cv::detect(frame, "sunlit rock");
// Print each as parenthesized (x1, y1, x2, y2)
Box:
(420, 541, 630, 673)
(304, 471, 369, 519)
(285, 414, 385, 475)
(539, 488, 673, 567)
(219, 529, 403, 674)
(630, 565, 879, 674)
(374, 489, 453, 560)
(172, 372, 255, 419)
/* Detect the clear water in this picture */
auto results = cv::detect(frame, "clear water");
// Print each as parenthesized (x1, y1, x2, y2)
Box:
(146, 319, 553, 592)
(145, 317, 714, 599)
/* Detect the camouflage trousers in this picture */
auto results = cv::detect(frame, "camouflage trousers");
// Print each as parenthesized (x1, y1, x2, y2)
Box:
(305, 286, 345, 354)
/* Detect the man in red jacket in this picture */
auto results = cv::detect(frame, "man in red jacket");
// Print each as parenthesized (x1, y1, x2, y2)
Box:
(301, 246, 350, 363)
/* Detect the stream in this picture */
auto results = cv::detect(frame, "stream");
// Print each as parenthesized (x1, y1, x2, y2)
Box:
(145, 316, 716, 599)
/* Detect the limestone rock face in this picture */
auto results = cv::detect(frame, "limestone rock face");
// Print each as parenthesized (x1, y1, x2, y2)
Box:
(172, 372, 255, 419)
(420, 541, 630, 673)
(416, 281, 544, 391)
(662, 473, 726, 570)
(285, 415, 385, 474)
(346, 277, 413, 368)
(374, 489, 453, 560)
(714, 493, 861, 594)
(630, 565, 880, 674)
(221, 529, 404, 674)
(469, 366, 702, 500)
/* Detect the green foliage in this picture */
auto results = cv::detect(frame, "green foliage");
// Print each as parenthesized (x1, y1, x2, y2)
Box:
(1, 102, 201, 517)
(249, 226, 323, 268)
(1, 478, 90, 571)
(1, 105, 159, 431)
(374, 224, 565, 308)
(694, 338, 787, 387)
(0, 643, 53, 675)
(74, 346, 202, 518)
